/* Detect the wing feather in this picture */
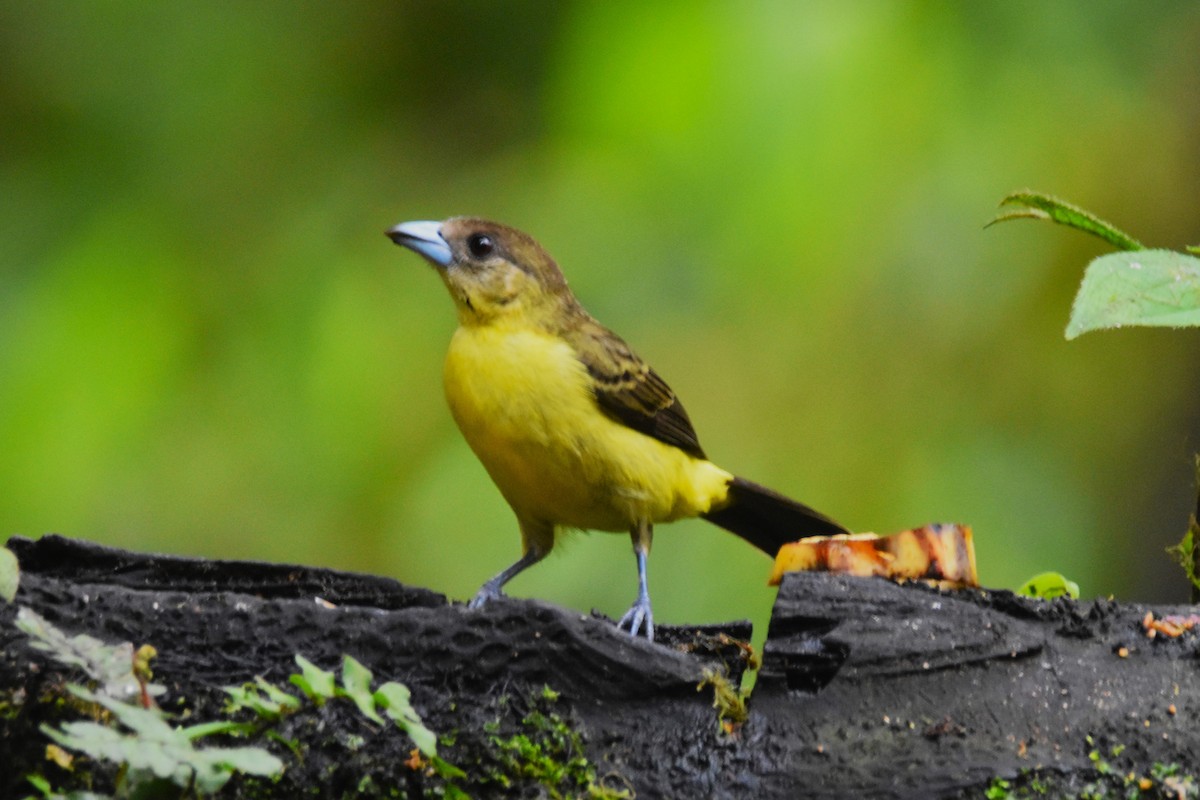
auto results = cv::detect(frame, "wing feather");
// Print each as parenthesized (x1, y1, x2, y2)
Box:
(567, 319, 707, 460)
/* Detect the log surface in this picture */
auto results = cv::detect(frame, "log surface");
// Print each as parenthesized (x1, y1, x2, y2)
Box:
(2, 535, 1198, 798)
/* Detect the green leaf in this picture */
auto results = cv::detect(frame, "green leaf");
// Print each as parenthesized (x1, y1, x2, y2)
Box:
(375, 681, 438, 756)
(24, 773, 110, 800)
(16, 608, 165, 701)
(225, 676, 302, 724)
(1017, 571, 1080, 600)
(190, 745, 284, 790)
(985, 777, 1011, 800)
(44, 718, 184, 781)
(290, 654, 336, 703)
(1167, 525, 1199, 593)
(224, 677, 300, 722)
(25, 774, 52, 796)
(0, 546, 18, 602)
(182, 719, 258, 740)
(431, 755, 468, 780)
(340, 655, 383, 724)
(1066, 249, 1200, 339)
(373, 680, 411, 710)
(224, 684, 269, 719)
(46, 689, 284, 793)
(441, 782, 473, 800)
(988, 190, 1143, 251)
(256, 676, 299, 707)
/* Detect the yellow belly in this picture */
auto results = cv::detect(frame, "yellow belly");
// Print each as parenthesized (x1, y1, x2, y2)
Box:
(442, 325, 731, 534)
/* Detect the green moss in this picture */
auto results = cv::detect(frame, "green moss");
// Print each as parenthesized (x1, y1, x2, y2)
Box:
(471, 688, 630, 800)
(697, 668, 748, 732)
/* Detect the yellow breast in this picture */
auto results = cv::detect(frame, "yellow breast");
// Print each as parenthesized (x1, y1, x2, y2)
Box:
(442, 324, 730, 533)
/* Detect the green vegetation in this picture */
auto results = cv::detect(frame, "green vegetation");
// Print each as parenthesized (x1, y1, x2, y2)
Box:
(981, 740, 1197, 800)
(1166, 525, 1199, 595)
(224, 654, 445, 765)
(9, 602, 632, 799)
(697, 668, 749, 733)
(12, 607, 467, 799)
(1165, 456, 1200, 597)
(992, 191, 1200, 594)
(478, 688, 629, 800)
(988, 191, 1145, 252)
(1016, 571, 1080, 600)
(990, 191, 1200, 340)
(16, 607, 283, 798)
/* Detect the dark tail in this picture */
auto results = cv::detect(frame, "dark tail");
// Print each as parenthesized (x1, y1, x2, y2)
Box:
(701, 476, 849, 556)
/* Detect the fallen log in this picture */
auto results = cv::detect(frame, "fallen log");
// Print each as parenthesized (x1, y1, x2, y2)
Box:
(1, 535, 1197, 798)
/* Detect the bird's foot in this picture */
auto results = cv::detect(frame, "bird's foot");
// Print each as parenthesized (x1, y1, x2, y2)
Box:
(617, 596, 655, 641)
(468, 581, 506, 610)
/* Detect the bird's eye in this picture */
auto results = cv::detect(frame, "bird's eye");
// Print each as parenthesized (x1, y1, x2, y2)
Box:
(466, 233, 494, 258)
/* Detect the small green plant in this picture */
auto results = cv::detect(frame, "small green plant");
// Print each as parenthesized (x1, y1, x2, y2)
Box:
(42, 686, 282, 795)
(1167, 526, 1198, 590)
(483, 687, 629, 800)
(1150, 762, 1197, 799)
(980, 739, 1199, 799)
(14, 607, 465, 798)
(227, 654, 442, 761)
(991, 192, 1200, 597)
(226, 654, 470, 793)
(1166, 456, 1200, 598)
(1076, 736, 1199, 800)
(16, 607, 164, 704)
(1016, 571, 1080, 600)
(985, 777, 1011, 800)
(1085, 736, 1115, 776)
(988, 190, 1200, 340)
(16, 607, 283, 798)
(696, 668, 748, 733)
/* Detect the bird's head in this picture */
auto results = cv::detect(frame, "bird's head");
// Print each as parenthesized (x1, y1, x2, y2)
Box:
(386, 217, 572, 327)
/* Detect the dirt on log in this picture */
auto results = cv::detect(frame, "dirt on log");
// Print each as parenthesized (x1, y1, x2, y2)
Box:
(1, 534, 1198, 799)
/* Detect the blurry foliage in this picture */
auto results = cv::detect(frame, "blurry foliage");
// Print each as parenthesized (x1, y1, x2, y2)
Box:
(2, 2, 1200, 651)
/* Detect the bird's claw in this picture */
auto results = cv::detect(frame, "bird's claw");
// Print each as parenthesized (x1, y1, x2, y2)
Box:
(468, 582, 505, 609)
(617, 597, 654, 641)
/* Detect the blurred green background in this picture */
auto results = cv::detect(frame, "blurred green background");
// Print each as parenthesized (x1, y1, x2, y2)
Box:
(3, 3, 1200, 639)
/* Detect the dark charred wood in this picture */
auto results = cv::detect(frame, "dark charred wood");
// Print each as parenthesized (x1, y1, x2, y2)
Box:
(1, 535, 1198, 799)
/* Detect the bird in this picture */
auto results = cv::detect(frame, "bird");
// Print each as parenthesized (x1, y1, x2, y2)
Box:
(386, 217, 848, 641)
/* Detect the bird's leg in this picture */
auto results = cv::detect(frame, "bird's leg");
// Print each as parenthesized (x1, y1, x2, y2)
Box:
(617, 521, 654, 641)
(468, 548, 545, 609)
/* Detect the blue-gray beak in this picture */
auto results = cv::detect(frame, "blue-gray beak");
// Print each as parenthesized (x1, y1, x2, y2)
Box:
(386, 220, 453, 267)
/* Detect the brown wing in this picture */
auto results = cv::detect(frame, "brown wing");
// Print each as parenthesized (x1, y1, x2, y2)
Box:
(568, 319, 707, 460)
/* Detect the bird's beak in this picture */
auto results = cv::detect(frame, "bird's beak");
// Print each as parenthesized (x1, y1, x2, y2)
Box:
(386, 220, 453, 267)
